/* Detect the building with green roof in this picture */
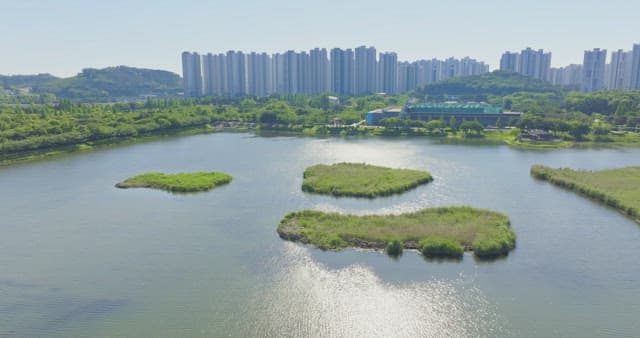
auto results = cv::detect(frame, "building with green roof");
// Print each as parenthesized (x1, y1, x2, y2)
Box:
(366, 101, 521, 127)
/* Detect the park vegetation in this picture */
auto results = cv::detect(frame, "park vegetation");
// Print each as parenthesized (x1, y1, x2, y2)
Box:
(531, 165, 640, 221)
(301, 163, 433, 198)
(277, 206, 516, 259)
(2, 70, 640, 163)
(115, 171, 232, 193)
(417, 71, 563, 98)
(0, 94, 405, 162)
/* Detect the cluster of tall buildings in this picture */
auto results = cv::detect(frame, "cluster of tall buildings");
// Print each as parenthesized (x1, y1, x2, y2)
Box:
(397, 57, 490, 93)
(606, 45, 640, 91)
(184, 43, 640, 97)
(182, 46, 489, 97)
(500, 43, 640, 92)
(499, 48, 552, 81)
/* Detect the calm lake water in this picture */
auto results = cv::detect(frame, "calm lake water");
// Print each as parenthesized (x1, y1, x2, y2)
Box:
(1, 133, 639, 337)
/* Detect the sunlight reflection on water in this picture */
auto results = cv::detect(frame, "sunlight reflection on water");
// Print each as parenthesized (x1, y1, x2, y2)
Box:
(299, 139, 471, 215)
(245, 243, 507, 338)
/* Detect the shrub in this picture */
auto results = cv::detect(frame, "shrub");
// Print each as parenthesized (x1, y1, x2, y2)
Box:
(386, 240, 403, 257)
(473, 232, 516, 259)
(419, 237, 463, 258)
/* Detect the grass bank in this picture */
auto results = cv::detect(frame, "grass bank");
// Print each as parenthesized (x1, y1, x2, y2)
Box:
(0, 125, 227, 167)
(302, 163, 433, 198)
(277, 206, 516, 259)
(115, 171, 232, 193)
(531, 165, 640, 221)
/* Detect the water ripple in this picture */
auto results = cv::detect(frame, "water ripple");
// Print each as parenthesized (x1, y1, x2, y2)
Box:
(244, 243, 508, 337)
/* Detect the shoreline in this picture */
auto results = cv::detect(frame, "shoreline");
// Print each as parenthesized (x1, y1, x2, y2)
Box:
(531, 165, 640, 223)
(2, 123, 640, 167)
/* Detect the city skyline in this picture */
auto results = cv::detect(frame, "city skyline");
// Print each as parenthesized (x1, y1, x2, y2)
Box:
(2, 0, 640, 77)
(181, 47, 490, 97)
(184, 40, 640, 97)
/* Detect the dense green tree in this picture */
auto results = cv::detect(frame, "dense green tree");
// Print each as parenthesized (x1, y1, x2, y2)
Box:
(459, 120, 484, 136)
(568, 121, 591, 140)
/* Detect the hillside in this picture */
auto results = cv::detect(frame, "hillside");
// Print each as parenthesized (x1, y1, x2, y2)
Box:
(417, 71, 563, 96)
(32, 66, 182, 100)
(0, 74, 59, 89)
(1, 66, 182, 102)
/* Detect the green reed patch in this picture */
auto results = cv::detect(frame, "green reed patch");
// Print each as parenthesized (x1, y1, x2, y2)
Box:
(278, 206, 515, 259)
(116, 171, 232, 193)
(302, 163, 433, 198)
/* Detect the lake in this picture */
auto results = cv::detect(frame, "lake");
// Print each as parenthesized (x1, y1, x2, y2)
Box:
(1, 133, 639, 337)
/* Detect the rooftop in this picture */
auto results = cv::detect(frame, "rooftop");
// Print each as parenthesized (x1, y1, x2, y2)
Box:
(404, 102, 503, 114)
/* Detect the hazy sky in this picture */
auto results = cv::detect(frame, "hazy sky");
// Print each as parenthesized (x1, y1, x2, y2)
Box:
(2, 0, 639, 77)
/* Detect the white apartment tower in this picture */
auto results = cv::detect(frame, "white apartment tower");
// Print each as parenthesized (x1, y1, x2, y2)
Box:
(181, 52, 203, 97)
(202, 53, 227, 96)
(378, 52, 398, 94)
(608, 49, 633, 90)
(309, 48, 330, 95)
(247, 52, 272, 96)
(582, 48, 607, 92)
(630, 44, 640, 90)
(518, 48, 551, 81)
(330, 48, 355, 95)
(225, 51, 246, 96)
(499, 52, 519, 73)
(355, 46, 377, 95)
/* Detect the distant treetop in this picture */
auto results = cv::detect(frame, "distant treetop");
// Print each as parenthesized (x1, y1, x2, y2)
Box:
(416, 71, 563, 97)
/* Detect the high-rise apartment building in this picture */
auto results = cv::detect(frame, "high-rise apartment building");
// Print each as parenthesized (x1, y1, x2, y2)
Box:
(309, 48, 329, 95)
(297, 51, 311, 95)
(397, 62, 419, 94)
(181, 52, 203, 97)
(355, 46, 377, 95)
(582, 48, 607, 92)
(330, 48, 355, 95)
(608, 49, 633, 90)
(378, 52, 398, 94)
(499, 52, 519, 73)
(549, 64, 583, 88)
(499, 48, 551, 80)
(518, 48, 551, 81)
(225, 51, 246, 96)
(202, 53, 226, 96)
(459, 57, 485, 76)
(247, 52, 271, 96)
(415, 60, 438, 87)
(282, 50, 298, 94)
(630, 44, 640, 90)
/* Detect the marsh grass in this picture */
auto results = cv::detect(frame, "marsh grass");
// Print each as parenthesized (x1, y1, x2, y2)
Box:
(277, 206, 515, 259)
(115, 171, 232, 193)
(531, 165, 640, 221)
(302, 163, 433, 198)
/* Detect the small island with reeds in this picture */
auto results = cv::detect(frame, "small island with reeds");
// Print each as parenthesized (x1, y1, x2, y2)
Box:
(302, 163, 433, 198)
(115, 171, 232, 193)
(277, 206, 516, 259)
(531, 165, 640, 221)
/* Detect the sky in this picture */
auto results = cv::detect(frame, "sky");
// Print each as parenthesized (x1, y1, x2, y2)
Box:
(2, 0, 639, 77)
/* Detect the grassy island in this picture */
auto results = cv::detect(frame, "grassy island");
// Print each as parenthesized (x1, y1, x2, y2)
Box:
(115, 171, 232, 193)
(277, 207, 516, 259)
(531, 165, 640, 221)
(301, 163, 433, 198)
